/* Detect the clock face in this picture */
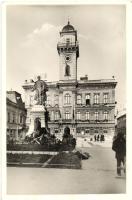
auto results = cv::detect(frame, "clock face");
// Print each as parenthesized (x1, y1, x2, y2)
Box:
(65, 55, 71, 62)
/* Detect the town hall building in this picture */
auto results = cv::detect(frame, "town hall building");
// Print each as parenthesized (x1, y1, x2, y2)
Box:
(22, 21, 117, 138)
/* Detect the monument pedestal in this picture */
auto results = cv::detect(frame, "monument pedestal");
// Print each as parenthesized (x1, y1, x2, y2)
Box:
(26, 105, 46, 136)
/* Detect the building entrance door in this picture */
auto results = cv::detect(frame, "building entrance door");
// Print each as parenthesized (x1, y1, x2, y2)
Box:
(64, 126, 70, 137)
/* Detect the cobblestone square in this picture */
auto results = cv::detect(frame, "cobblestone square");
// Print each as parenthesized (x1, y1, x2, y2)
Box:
(7, 144, 126, 194)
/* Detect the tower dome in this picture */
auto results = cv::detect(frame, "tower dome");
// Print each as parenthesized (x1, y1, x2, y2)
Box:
(62, 21, 75, 32)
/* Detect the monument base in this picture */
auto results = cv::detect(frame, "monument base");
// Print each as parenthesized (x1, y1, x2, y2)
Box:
(26, 105, 46, 136)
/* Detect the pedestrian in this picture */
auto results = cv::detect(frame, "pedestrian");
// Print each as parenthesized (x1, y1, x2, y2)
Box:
(94, 135, 97, 142)
(103, 134, 105, 142)
(90, 137, 93, 141)
(100, 134, 102, 142)
(112, 133, 126, 176)
(100, 134, 104, 142)
(97, 134, 100, 142)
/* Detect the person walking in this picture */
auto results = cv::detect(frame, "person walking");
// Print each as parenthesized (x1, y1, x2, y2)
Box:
(100, 134, 105, 142)
(94, 135, 97, 142)
(112, 133, 126, 176)
(97, 134, 100, 142)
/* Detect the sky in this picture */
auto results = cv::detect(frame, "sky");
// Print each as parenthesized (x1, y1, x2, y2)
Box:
(6, 5, 126, 111)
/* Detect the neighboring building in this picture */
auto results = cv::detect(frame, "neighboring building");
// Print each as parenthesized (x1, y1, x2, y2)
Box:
(23, 21, 117, 138)
(6, 91, 27, 141)
(116, 109, 126, 135)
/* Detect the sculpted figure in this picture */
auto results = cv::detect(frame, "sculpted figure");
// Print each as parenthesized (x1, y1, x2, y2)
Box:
(65, 64, 70, 76)
(32, 75, 48, 105)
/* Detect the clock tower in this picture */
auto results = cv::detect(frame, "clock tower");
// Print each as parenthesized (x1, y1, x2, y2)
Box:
(57, 21, 79, 81)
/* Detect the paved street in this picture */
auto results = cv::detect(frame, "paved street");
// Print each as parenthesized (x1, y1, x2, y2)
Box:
(7, 143, 126, 194)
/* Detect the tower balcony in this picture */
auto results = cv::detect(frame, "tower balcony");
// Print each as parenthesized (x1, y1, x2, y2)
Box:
(75, 119, 115, 124)
(57, 42, 79, 57)
(75, 102, 116, 108)
(57, 41, 78, 47)
(62, 119, 72, 123)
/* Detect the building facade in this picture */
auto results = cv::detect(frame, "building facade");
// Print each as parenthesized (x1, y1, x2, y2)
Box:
(6, 91, 27, 141)
(23, 21, 117, 138)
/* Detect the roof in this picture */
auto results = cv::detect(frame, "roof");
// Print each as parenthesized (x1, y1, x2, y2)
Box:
(23, 78, 117, 90)
(62, 21, 75, 32)
(117, 109, 126, 119)
(6, 91, 26, 110)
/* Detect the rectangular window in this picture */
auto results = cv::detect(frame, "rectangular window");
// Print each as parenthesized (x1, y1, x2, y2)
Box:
(77, 112, 81, 120)
(54, 95, 59, 105)
(13, 113, 15, 123)
(20, 115, 23, 123)
(95, 112, 99, 120)
(66, 38, 70, 44)
(86, 112, 90, 120)
(103, 93, 108, 104)
(8, 112, 10, 123)
(77, 95, 82, 105)
(65, 93, 71, 105)
(65, 111, 70, 120)
(104, 111, 108, 120)
(86, 94, 90, 105)
(46, 95, 50, 106)
(94, 94, 99, 104)
(95, 130, 98, 134)
(104, 130, 108, 133)
(10, 113, 13, 123)
(55, 111, 59, 120)
(51, 111, 54, 121)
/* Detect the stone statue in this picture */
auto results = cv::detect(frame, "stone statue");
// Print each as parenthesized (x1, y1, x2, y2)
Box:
(65, 64, 70, 76)
(32, 75, 48, 105)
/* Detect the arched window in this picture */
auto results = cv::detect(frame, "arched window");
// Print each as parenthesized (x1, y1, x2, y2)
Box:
(65, 64, 70, 76)
(86, 94, 90, 105)
(65, 93, 71, 104)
